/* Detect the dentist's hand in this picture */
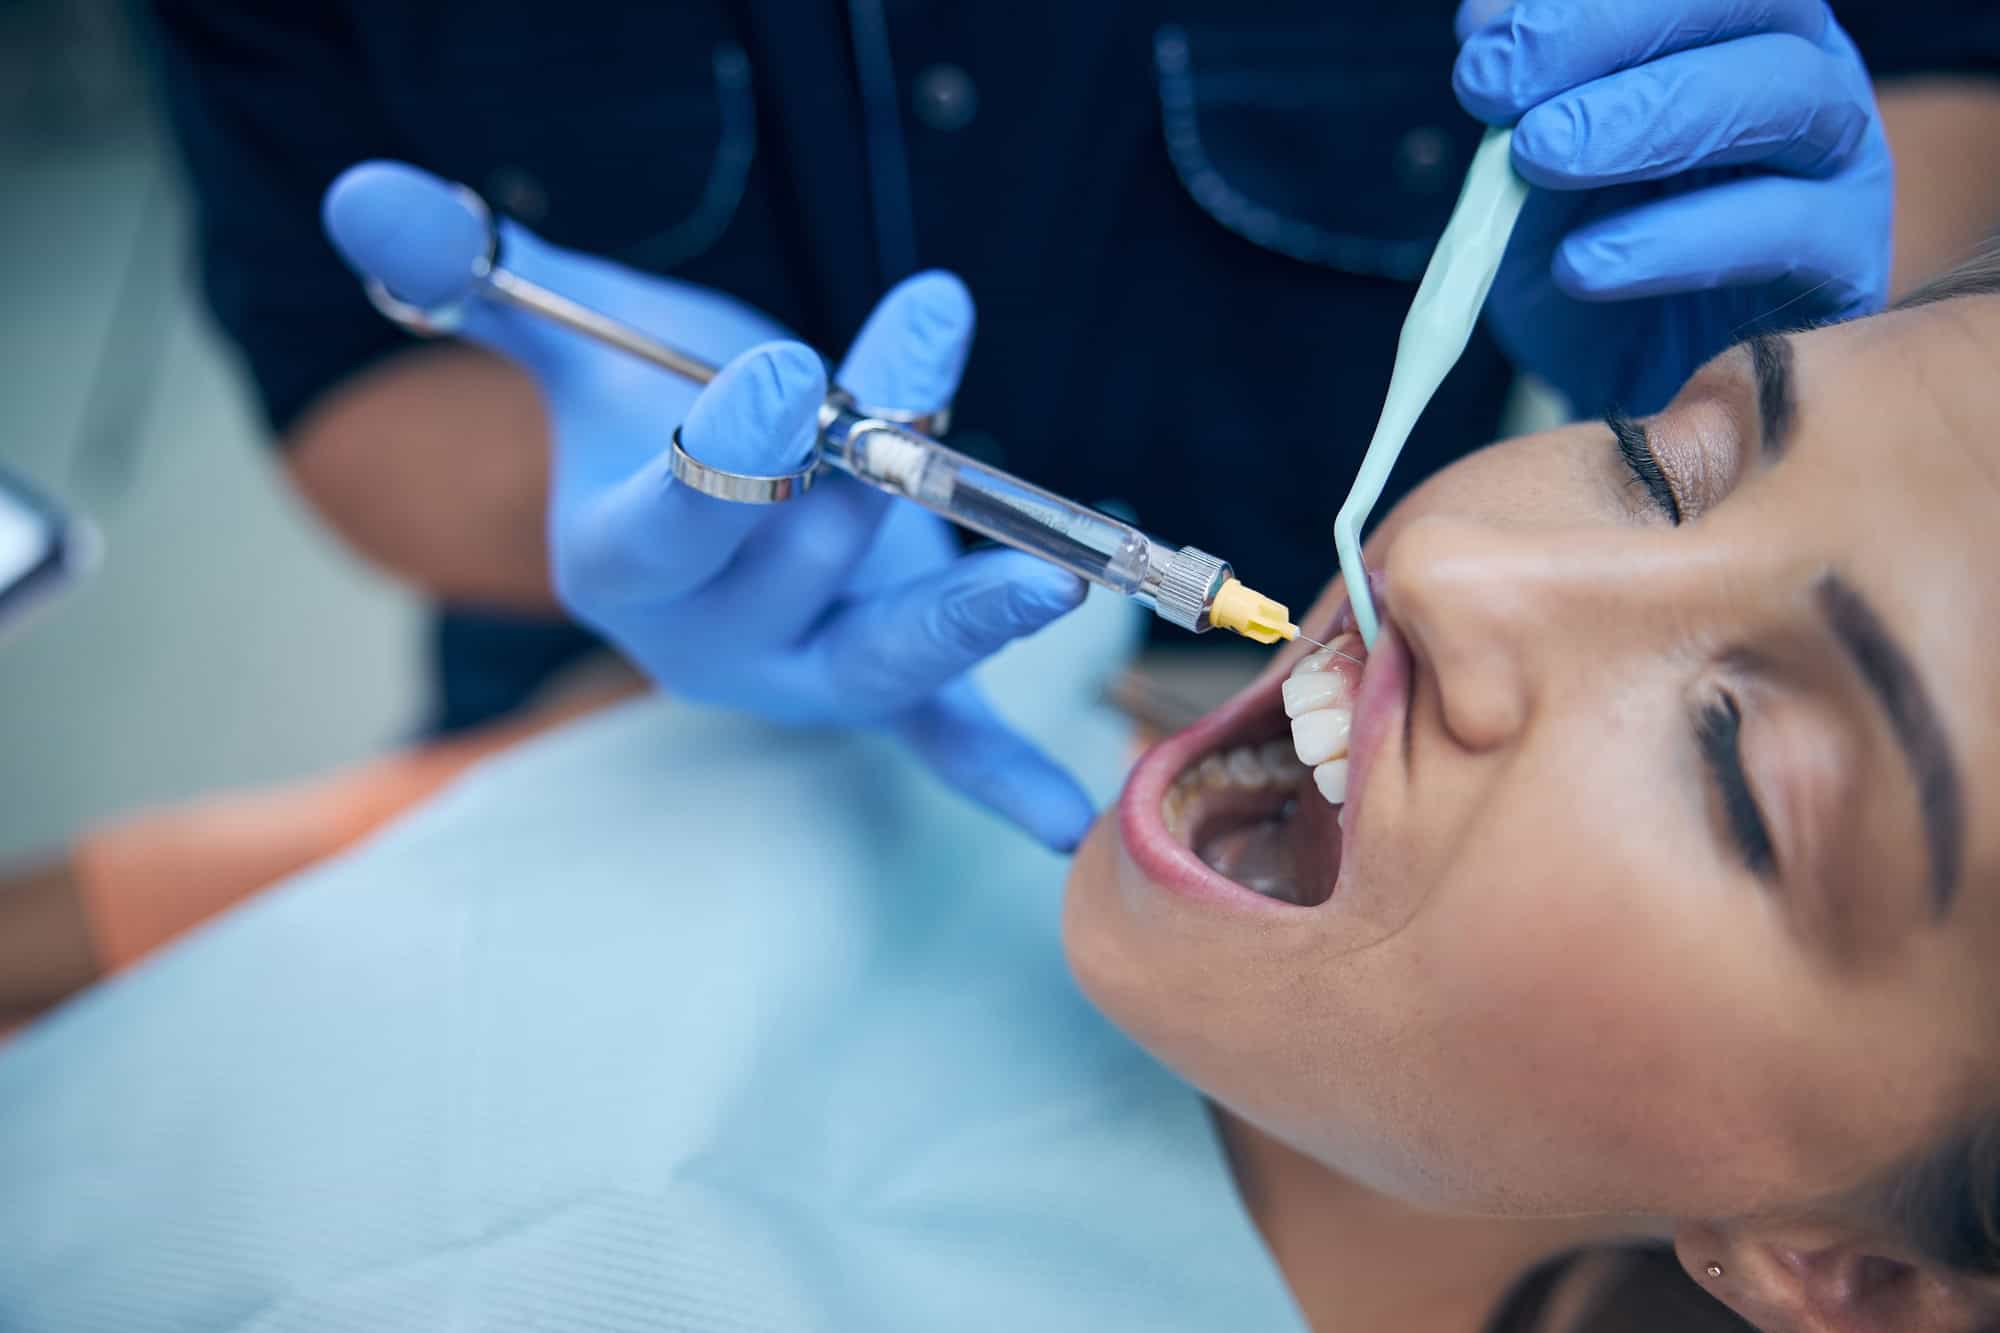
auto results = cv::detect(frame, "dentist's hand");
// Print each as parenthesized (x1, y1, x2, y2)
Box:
(323, 162, 1094, 850)
(1453, 0, 1891, 413)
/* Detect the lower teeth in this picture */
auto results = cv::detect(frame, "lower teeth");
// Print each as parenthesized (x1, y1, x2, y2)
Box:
(1161, 741, 1307, 839)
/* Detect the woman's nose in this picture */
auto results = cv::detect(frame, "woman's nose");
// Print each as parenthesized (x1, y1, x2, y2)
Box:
(1383, 514, 1652, 753)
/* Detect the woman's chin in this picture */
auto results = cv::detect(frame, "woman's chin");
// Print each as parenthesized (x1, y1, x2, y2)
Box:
(1060, 812, 1210, 1061)
(1059, 812, 1135, 1018)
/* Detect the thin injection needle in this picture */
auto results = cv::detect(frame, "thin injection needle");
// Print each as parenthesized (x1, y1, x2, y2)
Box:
(1294, 631, 1364, 666)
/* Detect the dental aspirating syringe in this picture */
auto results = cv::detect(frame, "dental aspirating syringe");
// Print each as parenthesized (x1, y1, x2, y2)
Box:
(332, 164, 1317, 648)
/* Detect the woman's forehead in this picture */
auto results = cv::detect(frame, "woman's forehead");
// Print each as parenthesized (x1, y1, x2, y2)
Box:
(1768, 298, 2000, 557)
(1798, 294, 2000, 443)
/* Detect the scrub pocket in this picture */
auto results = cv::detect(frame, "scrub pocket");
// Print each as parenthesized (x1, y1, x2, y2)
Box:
(389, 10, 756, 271)
(1152, 20, 1480, 281)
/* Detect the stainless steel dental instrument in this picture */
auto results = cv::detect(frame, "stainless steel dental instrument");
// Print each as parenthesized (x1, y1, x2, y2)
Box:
(362, 184, 1319, 647)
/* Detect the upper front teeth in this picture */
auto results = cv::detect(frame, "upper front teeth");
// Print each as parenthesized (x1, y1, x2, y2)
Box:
(1287, 636, 1361, 804)
(1290, 708, 1350, 764)
(1281, 671, 1346, 718)
(1313, 758, 1348, 804)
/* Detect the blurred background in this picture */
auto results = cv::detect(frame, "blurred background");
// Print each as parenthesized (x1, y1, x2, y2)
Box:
(0, 0, 423, 860)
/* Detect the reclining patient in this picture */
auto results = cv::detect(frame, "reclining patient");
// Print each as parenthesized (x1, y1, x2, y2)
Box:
(5, 250, 2000, 1332)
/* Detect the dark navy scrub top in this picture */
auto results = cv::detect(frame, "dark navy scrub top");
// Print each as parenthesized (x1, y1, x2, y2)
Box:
(150, 1, 2000, 732)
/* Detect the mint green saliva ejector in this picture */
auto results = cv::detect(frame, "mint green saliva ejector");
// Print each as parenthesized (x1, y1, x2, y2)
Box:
(1334, 127, 1530, 648)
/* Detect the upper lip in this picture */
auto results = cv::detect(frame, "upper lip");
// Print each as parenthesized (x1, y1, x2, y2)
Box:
(1341, 607, 1409, 841)
(1116, 585, 1374, 910)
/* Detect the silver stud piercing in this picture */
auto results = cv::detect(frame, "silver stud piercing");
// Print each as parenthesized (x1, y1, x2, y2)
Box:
(1705, 1264, 1725, 1279)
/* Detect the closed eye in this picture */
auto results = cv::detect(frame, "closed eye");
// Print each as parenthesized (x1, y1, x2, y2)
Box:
(1606, 410, 1681, 525)
(1695, 693, 1776, 880)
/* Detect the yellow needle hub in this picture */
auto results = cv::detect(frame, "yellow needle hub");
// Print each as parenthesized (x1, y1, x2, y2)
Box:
(1209, 578, 1300, 645)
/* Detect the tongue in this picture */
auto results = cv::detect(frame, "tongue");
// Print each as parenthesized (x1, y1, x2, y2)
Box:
(1197, 810, 1297, 900)
(1196, 779, 1345, 906)
(1184, 780, 1344, 904)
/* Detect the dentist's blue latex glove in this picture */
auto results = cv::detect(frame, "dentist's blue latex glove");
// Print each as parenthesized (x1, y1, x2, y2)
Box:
(1453, 0, 1892, 414)
(323, 162, 1094, 850)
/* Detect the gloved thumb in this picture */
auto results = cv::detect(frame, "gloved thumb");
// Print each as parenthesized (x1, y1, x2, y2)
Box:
(322, 160, 609, 373)
(556, 340, 824, 612)
(323, 161, 489, 311)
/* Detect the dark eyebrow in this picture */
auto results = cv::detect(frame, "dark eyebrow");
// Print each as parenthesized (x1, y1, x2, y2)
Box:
(1815, 574, 1964, 915)
(1748, 333, 1797, 459)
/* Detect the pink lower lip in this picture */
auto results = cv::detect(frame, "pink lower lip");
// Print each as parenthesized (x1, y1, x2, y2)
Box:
(1116, 577, 1381, 912)
(1116, 668, 1300, 914)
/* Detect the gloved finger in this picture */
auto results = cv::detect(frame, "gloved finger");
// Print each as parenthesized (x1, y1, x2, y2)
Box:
(806, 548, 1086, 711)
(672, 476, 895, 652)
(1550, 173, 1883, 314)
(1452, 0, 1513, 45)
(1509, 34, 1870, 189)
(890, 679, 1097, 852)
(556, 341, 824, 610)
(1453, 0, 1831, 123)
(677, 485, 961, 658)
(845, 500, 961, 597)
(687, 275, 981, 648)
(836, 270, 975, 415)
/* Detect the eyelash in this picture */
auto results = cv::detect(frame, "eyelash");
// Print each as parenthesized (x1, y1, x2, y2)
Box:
(1695, 694, 1776, 879)
(1605, 410, 1682, 525)
(1609, 416, 1768, 876)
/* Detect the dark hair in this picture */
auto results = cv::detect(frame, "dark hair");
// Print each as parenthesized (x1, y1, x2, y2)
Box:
(1892, 233, 2000, 311)
(1485, 1248, 1752, 1333)
(1868, 1115, 2000, 1278)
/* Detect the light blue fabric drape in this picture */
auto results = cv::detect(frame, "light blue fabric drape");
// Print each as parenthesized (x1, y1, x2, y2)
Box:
(0, 592, 1305, 1331)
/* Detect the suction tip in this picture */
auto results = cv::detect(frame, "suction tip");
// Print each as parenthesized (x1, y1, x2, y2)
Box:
(322, 161, 491, 310)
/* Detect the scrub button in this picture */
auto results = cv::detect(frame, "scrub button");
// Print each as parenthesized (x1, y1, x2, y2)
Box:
(913, 63, 978, 132)
(487, 165, 550, 223)
(1394, 127, 1453, 193)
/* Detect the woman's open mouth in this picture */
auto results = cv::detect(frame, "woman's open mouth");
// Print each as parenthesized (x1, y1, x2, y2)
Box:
(1119, 595, 1391, 913)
